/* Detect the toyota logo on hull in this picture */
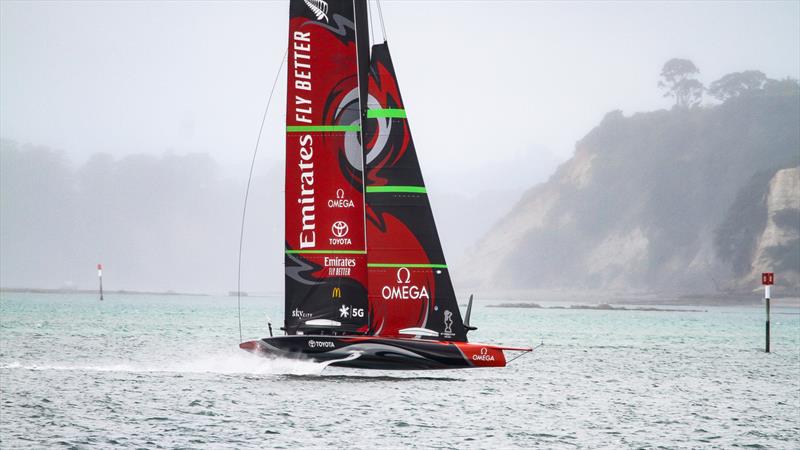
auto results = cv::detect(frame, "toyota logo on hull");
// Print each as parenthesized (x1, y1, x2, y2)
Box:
(329, 221, 352, 246)
(331, 221, 349, 237)
(308, 339, 334, 349)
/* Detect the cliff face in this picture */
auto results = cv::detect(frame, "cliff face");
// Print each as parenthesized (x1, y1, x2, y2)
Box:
(745, 167, 800, 289)
(461, 93, 799, 295)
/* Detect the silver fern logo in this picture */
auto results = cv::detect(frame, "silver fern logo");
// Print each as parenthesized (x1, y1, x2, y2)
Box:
(304, 0, 329, 22)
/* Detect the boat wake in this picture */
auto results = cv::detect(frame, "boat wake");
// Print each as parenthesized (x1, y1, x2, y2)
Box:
(0, 353, 333, 376)
(1, 354, 468, 380)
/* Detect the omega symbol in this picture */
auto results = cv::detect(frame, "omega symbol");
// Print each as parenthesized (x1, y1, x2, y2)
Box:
(396, 267, 411, 284)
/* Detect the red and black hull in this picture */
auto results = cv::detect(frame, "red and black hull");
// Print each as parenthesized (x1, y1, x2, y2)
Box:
(240, 335, 530, 370)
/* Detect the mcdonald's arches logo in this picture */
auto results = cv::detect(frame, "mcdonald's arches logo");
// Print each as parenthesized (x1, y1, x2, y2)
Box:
(332, 287, 342, 299)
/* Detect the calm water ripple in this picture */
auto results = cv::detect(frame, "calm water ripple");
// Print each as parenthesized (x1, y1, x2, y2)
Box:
(1, 293, 798, 449)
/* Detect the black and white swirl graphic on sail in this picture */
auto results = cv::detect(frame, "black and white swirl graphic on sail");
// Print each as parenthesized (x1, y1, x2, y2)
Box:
(364, 96, 391, 165)
(285, 253, 324, 286)
(338, 89, 392, 171)
(335, 87, 364, 173)
(303, 0, 329, 23)
(337, 89, 392, 172)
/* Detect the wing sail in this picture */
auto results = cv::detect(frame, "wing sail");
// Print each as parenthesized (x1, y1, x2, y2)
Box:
(363, 43, 467, 341)
(283, 0, 370, 334)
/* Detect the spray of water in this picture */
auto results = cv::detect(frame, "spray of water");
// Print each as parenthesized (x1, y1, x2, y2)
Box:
(1, 352, 330, 376)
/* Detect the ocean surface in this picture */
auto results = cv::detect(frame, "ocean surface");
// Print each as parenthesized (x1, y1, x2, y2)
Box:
(1, 292, 798, 449)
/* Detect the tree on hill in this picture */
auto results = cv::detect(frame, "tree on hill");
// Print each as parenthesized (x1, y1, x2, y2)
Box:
(764, 77, 800, 97)
(658, 58, 704, 108)
(708, 70, 767, 102)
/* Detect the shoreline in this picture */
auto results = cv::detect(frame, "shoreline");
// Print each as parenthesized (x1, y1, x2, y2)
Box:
(0, 287, 209, 297)
(3, 287, 798, 307)
(488, 303, 707, 312)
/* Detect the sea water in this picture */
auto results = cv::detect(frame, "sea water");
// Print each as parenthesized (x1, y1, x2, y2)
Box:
(1, 293, 798, 449)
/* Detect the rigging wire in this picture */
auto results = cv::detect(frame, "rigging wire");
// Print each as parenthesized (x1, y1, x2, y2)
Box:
(237, 48, 288, 343)
(506, 341, 543, 365)
(376, 0, 387, 43)
(368, 0, 376, 46)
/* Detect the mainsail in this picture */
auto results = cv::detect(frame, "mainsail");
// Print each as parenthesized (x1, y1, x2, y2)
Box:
(284, 0, 370, 334)
(363, 43, 468, 341)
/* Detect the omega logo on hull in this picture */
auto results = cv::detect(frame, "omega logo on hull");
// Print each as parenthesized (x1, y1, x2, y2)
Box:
(472, 347, 496, 362)
(328, 188, 355, 208)
(381, 267, 430, 300)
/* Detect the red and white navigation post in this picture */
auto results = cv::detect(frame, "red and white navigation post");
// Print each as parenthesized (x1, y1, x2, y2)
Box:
(98, 263, 104, 301)
(762, 272, 774, 353)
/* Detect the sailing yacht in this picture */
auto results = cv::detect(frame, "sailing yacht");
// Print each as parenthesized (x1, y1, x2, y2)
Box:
(240, 0, 531, 369)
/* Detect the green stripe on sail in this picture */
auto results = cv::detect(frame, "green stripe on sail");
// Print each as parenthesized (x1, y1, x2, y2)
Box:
(286, 125, 360, 132)
(286, 250, 367, 255)
(366, 186, 426, 194)
(367, 263, 447, 269)
(367, 108, 407, 119)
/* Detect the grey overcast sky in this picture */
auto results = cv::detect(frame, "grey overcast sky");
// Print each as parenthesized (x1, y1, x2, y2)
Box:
(2, 0, 799, 187)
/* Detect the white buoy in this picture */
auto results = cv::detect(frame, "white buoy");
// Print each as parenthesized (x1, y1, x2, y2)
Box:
(98, 263, 104, 301)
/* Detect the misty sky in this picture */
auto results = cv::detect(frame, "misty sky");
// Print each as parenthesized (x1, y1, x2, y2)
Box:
(2, 1, 798, 189)
(1, 1, 799, 293)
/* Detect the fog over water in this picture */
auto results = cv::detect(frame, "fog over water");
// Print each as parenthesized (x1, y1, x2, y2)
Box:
(1, 1, 798, 293)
